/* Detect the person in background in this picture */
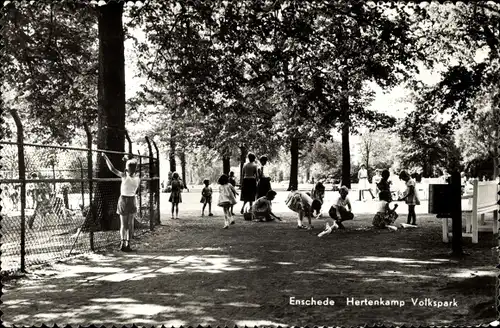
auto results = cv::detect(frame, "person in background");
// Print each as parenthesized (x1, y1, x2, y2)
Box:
(372, 190, 399, 231)
(218, 174, 238, 229)
(257, 156, 272, 199)
(398, 170, 420, 226)
(372, 169, 382, 199)
(318, 186, 353, 237)
(286, 190, 322, 230)
(169, 172, 184, 220)
(240, 152, 259, 214)
(228, 171, 237, 215)
(311, 181, 326, 205)
(200, 179, 213, 217)
(250, 190, 281, 222)
(377, 169, 393, 202)
(358, 164, 375, 201)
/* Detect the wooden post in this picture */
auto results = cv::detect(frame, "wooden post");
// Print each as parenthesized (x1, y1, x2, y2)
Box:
(10, 110, 26, 272)
(451, 170, 463, 257)
(84, 124, 94, 251)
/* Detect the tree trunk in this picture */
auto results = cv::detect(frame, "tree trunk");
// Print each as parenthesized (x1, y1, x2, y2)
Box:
(289, 137, 299, 191)
(180, 151, 187, 188)
(94, 2, 125, 231)
(340, 71, 351, 189)
(239, 146, 247, 186)
(169, 130, 177, 173)
(306, 167, 310, 183)
(223, 156, 231, 175)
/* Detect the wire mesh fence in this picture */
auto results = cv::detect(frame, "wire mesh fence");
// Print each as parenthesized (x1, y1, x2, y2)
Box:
(0, 112, 160, 275)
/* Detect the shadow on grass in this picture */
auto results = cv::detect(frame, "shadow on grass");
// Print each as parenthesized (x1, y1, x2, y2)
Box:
(2, 212, 497, 327)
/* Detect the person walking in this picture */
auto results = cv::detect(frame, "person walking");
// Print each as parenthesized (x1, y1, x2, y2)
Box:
(358, 164, 375, 201)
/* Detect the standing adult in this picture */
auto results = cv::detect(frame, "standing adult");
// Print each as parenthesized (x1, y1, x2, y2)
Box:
(358, 164, 375, 201)
(240, 152, 259, 214)
(257, 156, 272, 199)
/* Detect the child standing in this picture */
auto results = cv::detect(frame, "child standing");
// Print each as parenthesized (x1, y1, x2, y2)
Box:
(200, 179, 213, 217)
(169, 172, 184, 220)
(218, 174, 238, 229)
(102, 154, 140, 252)
(228, 171, 237, 215)
(372, 190, 399, 231)
(398, 170, 420, 226)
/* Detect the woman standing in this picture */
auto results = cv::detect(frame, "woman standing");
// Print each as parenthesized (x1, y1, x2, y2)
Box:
(257, 156, 272, 199)
(358, 164, 375, 201)
(240, 152, 259, 214)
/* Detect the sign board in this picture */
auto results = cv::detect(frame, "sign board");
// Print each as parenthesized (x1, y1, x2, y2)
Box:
(428, 184, 453, 215)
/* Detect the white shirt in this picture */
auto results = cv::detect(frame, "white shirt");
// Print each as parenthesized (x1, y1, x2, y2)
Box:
(332, 194, 352, 210)
(121, 175, 140, 196)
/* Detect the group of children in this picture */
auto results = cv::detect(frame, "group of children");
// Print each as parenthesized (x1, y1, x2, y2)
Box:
(164, 167, 421, 234)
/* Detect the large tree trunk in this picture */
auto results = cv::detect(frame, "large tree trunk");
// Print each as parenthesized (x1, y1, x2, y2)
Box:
(239, 146, 247, 186)
(340, 71, 351, 189)
(169, 130, 177, 173)
(289, 137, 299, 191)
(223, 155, 231, 175)
(94, 2, 125, 231)
(180, 150, 187, 187)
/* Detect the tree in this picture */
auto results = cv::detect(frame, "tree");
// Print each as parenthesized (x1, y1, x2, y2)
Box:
(397, 109, 461, 177)
(1, 2, 98, 143)
(93, 2, 127, 230)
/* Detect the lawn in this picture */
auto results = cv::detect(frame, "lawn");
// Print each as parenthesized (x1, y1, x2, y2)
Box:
(2, 191, 497, 326)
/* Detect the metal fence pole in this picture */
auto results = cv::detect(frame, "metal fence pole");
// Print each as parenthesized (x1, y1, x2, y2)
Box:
(152, 140, 161, 225)
(84, 124, 94, 251)
(137, 150, 142, 219)
(10, 110, 26, 273)
(145, 136, 154, 231)
(125, 129, 133, 155)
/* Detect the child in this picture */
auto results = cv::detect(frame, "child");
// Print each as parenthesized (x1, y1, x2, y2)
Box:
(228, 171, 237, 215)
(251, 190, 281, 222)
(311, 181, 326, 205)
(376, 169, 393, 202)
(218, 174, 238, 229)
(102, 153, 140, 252)
(358, 164, 375, 201)
(200, 179, 213, 217)
(398, 170, 420, 226)
(318, 186, 353, 237)
(285, 190, 322, 230)
(372, 190, 399, 231)
(372, 169, 382, 198)
(169, 172, 184, 220)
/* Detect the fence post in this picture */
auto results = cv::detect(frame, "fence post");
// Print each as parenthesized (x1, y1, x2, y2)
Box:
(152, 140, 160, 225)
(10, 110, 26, 273)
(125, 129, 133, 155)
(145, 136, 154, 231)
(84, 124, 94, 251)
(137, 150, 142, 220)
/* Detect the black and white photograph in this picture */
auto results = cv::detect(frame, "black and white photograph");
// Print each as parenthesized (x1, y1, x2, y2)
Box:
(1, 0, 500, 326)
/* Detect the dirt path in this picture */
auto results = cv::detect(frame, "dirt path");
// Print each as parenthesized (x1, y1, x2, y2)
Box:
(2, 211, 497, 326)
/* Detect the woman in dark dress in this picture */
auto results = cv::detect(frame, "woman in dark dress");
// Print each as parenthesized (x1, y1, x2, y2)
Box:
(240, 152, 259, 214)
(257, 156, 272, 199)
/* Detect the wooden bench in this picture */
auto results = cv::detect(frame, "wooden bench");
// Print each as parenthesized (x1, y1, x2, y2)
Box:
(442, 180, 498, 243)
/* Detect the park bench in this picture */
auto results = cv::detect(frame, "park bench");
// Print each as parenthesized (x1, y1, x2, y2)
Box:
(441, 180, 498, 244)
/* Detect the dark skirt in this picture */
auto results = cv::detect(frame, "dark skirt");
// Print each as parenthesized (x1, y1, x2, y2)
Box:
(240, 178, 257, 201)
(257, 177, 272, 198)
(116, 195, 137, 215)
(169, 191, 182, 204)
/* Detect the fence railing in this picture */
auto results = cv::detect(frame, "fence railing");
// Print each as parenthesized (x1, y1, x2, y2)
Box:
(0, 110, 161, 274)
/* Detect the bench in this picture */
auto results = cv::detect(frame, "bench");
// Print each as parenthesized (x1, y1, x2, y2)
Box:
(442, 180, 498, 243)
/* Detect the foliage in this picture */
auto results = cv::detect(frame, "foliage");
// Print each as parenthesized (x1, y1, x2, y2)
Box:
(2, 2, 98, 143)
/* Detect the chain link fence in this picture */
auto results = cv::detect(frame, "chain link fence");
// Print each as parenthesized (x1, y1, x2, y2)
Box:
(1, 111, 160, 275)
